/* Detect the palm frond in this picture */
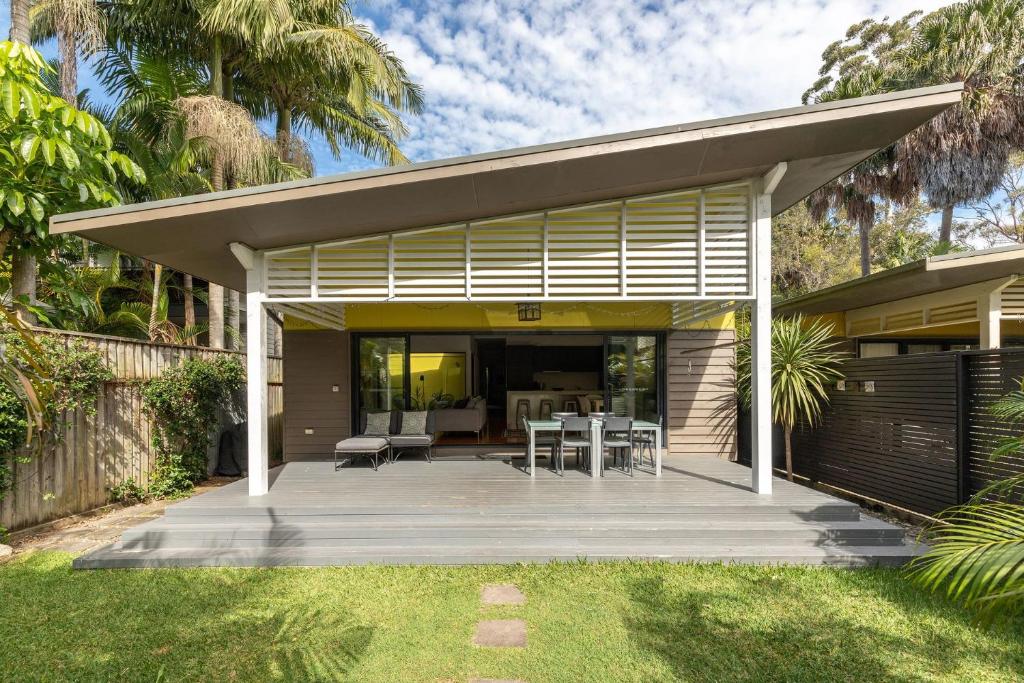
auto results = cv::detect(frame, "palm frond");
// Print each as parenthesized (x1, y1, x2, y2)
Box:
(908, 502, 1024, 623)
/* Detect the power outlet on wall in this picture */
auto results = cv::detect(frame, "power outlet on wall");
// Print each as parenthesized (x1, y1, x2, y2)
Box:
(304, 428, 314, 435)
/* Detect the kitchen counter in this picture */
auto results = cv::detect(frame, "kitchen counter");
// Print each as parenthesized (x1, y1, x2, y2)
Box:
(506, 390, 604, 429)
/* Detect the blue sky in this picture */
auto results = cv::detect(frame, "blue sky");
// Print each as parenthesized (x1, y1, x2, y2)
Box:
(2, 0, 949, 177)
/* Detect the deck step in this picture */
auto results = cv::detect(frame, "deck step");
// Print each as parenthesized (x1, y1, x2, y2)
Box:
(73, 541, 925, 569)
(120, 519, 906, 548)
(162, 504, 862, 522)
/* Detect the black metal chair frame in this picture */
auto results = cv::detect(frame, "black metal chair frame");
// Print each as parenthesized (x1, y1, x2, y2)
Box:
(601, 416, 635, 476)
(557, 416, 593, 473)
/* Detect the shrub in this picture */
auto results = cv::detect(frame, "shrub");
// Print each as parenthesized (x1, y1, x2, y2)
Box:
(109, 478, 147, 505)
(0, 330, 111, 501)
(142, 356, 244, 497)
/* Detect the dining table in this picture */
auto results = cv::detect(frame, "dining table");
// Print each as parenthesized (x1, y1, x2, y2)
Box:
(524, 418, 662, 478)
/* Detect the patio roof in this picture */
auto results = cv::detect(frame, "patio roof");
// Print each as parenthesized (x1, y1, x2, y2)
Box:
(774, 243, 1024, 316)
(51, 83, 962, 291)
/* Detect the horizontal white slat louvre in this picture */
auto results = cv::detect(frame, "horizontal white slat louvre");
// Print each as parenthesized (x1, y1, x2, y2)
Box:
(266, 247, 313, 298)
(261, 182, 755, 302)
(393, 227, 466, 297)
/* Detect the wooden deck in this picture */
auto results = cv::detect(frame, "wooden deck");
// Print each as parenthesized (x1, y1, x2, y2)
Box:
(74, 456, 921, 568)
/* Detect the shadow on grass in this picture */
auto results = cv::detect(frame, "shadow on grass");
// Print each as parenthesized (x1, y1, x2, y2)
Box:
(621, 569, 1024, 683)
(0, 554, 374, 681)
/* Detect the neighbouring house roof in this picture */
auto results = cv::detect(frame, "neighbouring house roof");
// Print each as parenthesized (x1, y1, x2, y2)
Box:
(51, 83, 963, 291)
(774, 244, 1024, 316)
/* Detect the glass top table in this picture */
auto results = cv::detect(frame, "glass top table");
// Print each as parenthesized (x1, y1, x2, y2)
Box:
(524, 419, 662, 478)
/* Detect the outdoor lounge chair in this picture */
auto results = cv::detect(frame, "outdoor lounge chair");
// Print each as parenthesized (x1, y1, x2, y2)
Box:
(388, 410, 435, 462)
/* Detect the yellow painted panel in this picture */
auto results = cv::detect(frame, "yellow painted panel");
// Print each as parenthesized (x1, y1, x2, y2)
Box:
(802, 312, 845, 335)
(283, 302, 736, 331)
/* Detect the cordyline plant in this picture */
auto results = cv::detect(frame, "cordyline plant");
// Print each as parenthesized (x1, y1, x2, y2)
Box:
(908, 377, 1024, 624)
(736, 315, 847, 481)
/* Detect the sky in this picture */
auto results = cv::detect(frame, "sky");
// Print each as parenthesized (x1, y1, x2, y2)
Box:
(1, 0, 950, 177)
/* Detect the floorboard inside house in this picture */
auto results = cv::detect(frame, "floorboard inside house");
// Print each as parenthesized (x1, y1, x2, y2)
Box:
(74, 456, 922, 569)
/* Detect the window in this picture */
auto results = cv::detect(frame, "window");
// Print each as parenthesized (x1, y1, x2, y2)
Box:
(859, 342, 900, 358)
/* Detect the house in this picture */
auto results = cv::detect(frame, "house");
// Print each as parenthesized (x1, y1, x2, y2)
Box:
(51, 84, 962, 567)
(775, 244, 1024, 355)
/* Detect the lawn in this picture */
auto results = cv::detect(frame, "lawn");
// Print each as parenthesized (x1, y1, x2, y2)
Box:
(1, 553, 1022, 682)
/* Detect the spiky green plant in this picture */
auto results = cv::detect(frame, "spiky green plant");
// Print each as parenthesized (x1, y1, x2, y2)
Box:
(908, 376, 1024, 624)
(737, 315, 847, 481)
(909, 503, 1024, 623)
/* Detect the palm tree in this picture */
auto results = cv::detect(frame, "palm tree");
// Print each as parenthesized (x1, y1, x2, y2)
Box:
(30, 0, 105, 103)
(806, 1, 1024, 260)
(893, 0, 1024, 243)
(8, 0, 35, 323)
(736, 315, 847, 481)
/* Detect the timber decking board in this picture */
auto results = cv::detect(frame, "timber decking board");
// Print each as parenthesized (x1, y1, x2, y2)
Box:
(75, 456, 920, 568)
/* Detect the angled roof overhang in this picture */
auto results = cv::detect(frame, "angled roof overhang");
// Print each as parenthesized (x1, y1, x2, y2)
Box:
(775, 244, 1024, 316)
(52, 83, 963, 291)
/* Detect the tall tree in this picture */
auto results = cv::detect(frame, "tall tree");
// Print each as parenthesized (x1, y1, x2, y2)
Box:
(966, 151, 1024, 245)
(9, 0, 31, 43)
(8, 1, 35, 321)
(806, 1, 1024, 266)
(30, 0, 105, 103)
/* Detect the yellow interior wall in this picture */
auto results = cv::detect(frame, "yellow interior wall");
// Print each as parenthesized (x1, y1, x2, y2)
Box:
(284, 302, 735, 331)
(409, 353, 466, 407)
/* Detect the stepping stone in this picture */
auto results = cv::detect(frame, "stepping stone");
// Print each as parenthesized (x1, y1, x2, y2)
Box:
(481, 583, 526, 606)
(473, 619, 527, 648)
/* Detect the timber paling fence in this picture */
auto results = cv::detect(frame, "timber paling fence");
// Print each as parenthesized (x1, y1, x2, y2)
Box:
(784, 349, 1024, 516)
(0, 329, 282, 532)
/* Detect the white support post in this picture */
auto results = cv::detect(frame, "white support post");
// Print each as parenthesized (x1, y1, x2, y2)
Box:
(750, 190, 773, 495)
(619, 201, 628, 297)
(980, 287, 1002, 350)
(245, 252, 269, 496)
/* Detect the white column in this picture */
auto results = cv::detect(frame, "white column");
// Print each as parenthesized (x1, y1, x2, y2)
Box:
(980, 288, 1002, 350)
(245, 253, 269, 496)
(751, 190, 773, 495)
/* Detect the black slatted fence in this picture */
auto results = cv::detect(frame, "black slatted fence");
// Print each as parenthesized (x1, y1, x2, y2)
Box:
(739, 349, 1024, 516)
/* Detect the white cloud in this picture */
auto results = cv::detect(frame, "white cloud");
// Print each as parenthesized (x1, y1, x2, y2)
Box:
(320, 0, 948, 174)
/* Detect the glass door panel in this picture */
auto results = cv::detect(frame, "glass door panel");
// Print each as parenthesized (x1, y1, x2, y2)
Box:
(606, 335, 658, 421)
(358, 336, 407, 412)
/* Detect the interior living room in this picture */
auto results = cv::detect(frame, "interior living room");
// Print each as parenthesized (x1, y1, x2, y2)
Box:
(353, 332, 661, 446)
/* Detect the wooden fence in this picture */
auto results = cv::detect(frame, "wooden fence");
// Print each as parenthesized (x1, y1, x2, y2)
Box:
(0, 329, 282, 532)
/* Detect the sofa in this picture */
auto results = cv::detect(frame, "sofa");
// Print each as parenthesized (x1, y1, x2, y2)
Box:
(432, 396, 488, 440)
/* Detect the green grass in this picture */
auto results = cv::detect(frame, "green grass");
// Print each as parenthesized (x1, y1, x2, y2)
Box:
(1, 553, 1022, 682)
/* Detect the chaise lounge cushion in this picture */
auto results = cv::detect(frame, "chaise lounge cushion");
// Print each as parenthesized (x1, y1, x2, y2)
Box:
(388, 434, 433, 447)
(335, 437, 389, 453)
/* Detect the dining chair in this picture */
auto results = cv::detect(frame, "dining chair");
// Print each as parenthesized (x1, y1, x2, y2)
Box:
(635, 414, 662, 467)
(522, 415, 557, 472)
(601, 416, 634, 476)
(556, 416, 593, 473)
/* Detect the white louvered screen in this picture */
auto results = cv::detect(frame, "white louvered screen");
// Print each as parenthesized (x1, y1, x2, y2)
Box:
(468, 214, 544, 298)
(393, 227, 467, 298)
(316, 237, 389, 298)
(265, 247, 312, 298)
(702, 187, 751, 296)
(1001, 279, 1024, 317)
(547, 203, 621, 297)
(625, 191, 700, 297)
(263, 182, 754, 302)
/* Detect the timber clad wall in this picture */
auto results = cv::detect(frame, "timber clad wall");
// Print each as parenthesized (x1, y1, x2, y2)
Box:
(0, 330, 283, 532)
(283, 330, 351, 461)
(667, 329, 736, 459)
(965, 350, 1024, 500)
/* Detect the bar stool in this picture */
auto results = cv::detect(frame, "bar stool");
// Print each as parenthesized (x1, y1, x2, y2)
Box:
(538, 399, 554, 421)
(551, 411, 577, 420)
(561, 399, 578, 414)
(515, 399, 532, 430)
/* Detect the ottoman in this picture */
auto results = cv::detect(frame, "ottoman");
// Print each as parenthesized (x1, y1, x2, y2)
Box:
(333, 437, 390, 471)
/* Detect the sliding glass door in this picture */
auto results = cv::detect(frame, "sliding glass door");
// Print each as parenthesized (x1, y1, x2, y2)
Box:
(605, 335, 659, 422)
(357, 336, 408, 412)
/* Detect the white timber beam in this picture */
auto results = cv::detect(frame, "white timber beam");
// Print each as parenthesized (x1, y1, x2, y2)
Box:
(230, 244, 269, 497)
(750, 187, 773, 495)
(981, 278, 1015, 350)
(273, 302, 346, 331)
(762, 162, 788, 195)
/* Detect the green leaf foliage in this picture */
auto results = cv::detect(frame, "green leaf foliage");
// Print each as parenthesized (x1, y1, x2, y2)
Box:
(0, 40, 145, 258)
(142, 356, 244, 498)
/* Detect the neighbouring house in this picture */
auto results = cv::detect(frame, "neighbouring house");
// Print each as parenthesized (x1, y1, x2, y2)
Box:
(50, 84, 962, 568)
(775, 244, 1024, 356)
